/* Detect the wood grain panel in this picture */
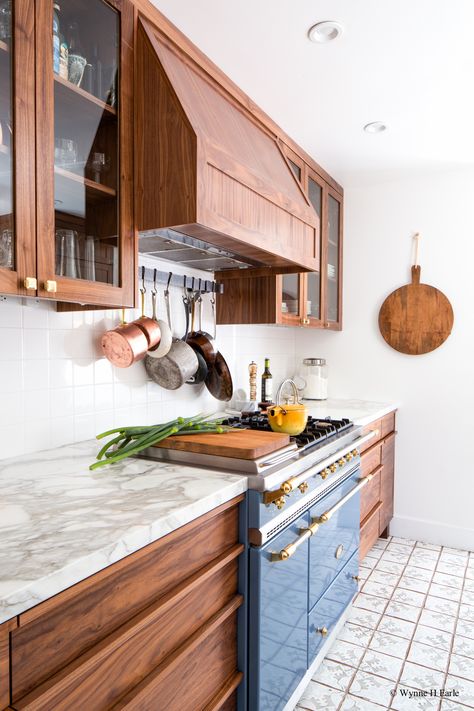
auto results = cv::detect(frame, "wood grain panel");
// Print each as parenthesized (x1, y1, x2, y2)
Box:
(0, 618, 17, 709)
(360, 442, 382, 477)
(359, 420, 382, 454)
(111, 598, 241, 710)
(360, 465, 382, 523)
(155, 429, 289, 459)
(360, 503, 382, 561)
(380, 432, 396, 534)
(216, 273, 278, 325)
(12, 497, 241, 701)
(381, 412, 396, 438)
(13, 551, 241, 710)
(203, 674, 242, 711)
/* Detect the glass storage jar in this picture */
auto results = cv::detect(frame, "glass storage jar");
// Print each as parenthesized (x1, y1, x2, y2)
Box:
(297, 358, 328, 400)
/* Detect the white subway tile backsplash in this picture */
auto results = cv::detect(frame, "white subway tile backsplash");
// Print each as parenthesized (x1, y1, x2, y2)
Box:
(0, 294, 297, 459)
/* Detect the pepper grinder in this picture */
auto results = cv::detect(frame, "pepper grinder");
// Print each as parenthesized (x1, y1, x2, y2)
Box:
(249, 361, 257, 402)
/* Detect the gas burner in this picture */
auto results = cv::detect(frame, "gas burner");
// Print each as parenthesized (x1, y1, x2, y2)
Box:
(222, 414, 353, 451)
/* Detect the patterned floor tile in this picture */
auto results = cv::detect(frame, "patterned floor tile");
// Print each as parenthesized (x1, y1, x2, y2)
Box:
(464, 579, 474, 592)
(466, 568, 474, 581)
(404, 565, 434, 582)
(408, 554, 439, 571)
(385, 600, 421, 622)
(369, 569, 400, 586)
(391, 686, 442, 711)
(392, 588, 426, 608)
(349, 669, 395, 706)
(377, 615, 416, 640)
(337, 622, 373, 648)
(442, 548, 469, 560)
(436, 561, 466, 578)
(312, 658, 355, 691)
(387, 541, 415, 553)
(457, 618, 474, 639)
(339, 694, 386, 710)
(375, 559, 406, 575)
(459, 605, 474, 623)
(399, 660, 445, 690)
(369, 630, 411, 659)
(360, 648, 404, 680)
(441, 701, 473, 711)
(462, 590, 474, 607)
(432, 571, 464, 589)
(391, 536, 416, 547)
(398, 575, 430, 594)
(424, 595, 459, 617)
(381, 549, 411, 564)
(446, 675, 474, 708)
(297, 680, 344, 711)
(347, 607, 381, 630)
(415, 541, 442, 551)
(413, 624, 453, 651)
(407, 641, 450, 672)
(418, 609, 457, 633)
(353, 592, 388, 614)
(429, 582, 462, 602)
(452, 634, 474, 659)
(449, 653, 474, 682)
(362, 581, 395, 600)
(326, 639, 365, 667)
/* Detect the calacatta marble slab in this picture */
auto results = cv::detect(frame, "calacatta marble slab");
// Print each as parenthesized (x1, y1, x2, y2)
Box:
(302, 398, 398, 427)
(0, 440, 247, 624)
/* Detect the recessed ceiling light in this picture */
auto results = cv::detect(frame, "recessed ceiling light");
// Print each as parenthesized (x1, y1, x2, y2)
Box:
(308, 21, 343, 43)
(363, 121, 388, 134)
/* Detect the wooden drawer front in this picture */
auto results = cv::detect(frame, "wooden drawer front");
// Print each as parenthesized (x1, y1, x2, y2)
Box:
(113, 600, 241, 711)
(360, 504, 382, 561)
(13, 550, 242, 710)
(360, 466, 382, 522)
(380, 433, 396, 532)
(381, 412, 396, 438)
(308, 553, 358, 663)
(361, 442, 382, 477)
(359, 420, 382, 453)
(11, 498, 241, 702)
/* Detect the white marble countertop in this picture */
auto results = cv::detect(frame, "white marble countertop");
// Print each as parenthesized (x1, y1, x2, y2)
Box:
(0, 440, 247, 625)
(302, 398, 398, 427)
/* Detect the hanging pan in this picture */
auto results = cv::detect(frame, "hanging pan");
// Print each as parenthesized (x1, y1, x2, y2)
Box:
(205, 294, 233, 401)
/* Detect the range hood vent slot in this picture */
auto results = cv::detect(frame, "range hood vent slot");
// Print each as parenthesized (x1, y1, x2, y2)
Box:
(136, 17, 320, 274)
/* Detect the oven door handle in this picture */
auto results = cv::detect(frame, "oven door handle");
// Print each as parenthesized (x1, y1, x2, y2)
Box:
(270, 520, 320, 562)
(312, 465, 382, 525)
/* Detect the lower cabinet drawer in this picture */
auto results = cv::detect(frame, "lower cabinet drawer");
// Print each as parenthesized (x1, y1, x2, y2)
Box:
(360, 504, 382, 561)
(308, 553, 358, 664)
(360, 465, 382, 522)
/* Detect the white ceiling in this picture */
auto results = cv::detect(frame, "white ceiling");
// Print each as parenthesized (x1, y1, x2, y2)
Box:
(150, 0, 474, 184)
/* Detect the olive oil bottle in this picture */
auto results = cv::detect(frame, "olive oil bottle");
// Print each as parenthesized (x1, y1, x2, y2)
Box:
(261, 358, 273, 404)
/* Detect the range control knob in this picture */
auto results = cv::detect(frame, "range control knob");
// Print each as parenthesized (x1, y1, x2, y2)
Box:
(351, 449, 359, 457)
(298, 482, 309, 494)
(338, 458, 345, 468)
(321, 468, 330, 480)
(345, 453, 353, 462)
(329, 463, 338, 473)
(275, 497, 286, 510)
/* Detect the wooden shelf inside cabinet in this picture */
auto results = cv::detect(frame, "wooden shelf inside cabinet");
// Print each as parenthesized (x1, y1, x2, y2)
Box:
(54, 75, 116, 118)
(54, 166, 116, 197)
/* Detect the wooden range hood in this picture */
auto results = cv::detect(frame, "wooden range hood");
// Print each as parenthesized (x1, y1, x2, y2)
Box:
(136, 18, 320, 273)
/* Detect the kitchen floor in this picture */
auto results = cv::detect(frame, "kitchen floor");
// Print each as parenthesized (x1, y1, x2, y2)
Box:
(294, 536, 474, 711)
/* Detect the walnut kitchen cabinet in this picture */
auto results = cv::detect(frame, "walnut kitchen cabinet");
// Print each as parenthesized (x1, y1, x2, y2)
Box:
(359, 412, 397, 559)
(215, 149, 344, 330)
(0, 0, 135, 307)
(0, 496, 244, 711)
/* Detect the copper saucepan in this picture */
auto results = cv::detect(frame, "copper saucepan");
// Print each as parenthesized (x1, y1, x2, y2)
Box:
(135, 285, 161, 350)
(101, 310, 150, 368)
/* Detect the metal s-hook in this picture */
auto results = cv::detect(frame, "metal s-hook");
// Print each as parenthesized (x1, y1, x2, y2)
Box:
(152, 268, 158, 295)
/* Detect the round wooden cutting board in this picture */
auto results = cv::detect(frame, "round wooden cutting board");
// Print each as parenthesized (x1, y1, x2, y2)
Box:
(378, 265, 454, 355)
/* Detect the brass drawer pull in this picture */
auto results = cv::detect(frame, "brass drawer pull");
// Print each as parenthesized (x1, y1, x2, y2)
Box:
(271, 521, 320, 562)
(316, 626, 328, 636)
(312, 472, 376, 525)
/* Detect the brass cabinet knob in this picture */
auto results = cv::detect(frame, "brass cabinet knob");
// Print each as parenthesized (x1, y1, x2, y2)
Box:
(338, 458, 345, 468)
(298, 482, 309, 494)
(352, 575, 361, 582)
(23, 277, 37, 290)
(44, 280, 57, 293)
(275, 496, 286, 510)
(316, 626, 328, 636)
(320, 468, 329, 480)
(300, 317, 310, 325)
(329, 463, 337, 473)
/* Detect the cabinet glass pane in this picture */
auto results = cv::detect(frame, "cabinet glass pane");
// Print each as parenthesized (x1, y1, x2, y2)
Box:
(0, 0, 14, 270)
(53, 0, 119, 285)
(307, 176, 323, 320)
(288, 158, 301, 183)
(327, 194, 340, 322)
(281, 274, 299, 316)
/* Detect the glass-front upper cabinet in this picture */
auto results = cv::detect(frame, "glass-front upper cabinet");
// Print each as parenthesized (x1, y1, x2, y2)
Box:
(0, 0, 36, 295)
(326, 188, 343, 327)
(279, 272, 304, 326)
(305, 170, 324, 325)
(36, 0, 134, 306)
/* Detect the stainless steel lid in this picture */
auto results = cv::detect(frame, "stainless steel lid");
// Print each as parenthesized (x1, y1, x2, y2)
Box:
(303, 358, 326, 366)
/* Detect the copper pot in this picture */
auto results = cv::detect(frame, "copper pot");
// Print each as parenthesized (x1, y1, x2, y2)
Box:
(132, 288, 161, 350)
(101, 320, 149, 368)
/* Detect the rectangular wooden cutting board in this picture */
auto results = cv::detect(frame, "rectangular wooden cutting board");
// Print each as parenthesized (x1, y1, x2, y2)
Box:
(153, 430, 290, 460)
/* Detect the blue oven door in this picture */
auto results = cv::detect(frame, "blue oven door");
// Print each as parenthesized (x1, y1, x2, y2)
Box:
(248, 514, 309, 711)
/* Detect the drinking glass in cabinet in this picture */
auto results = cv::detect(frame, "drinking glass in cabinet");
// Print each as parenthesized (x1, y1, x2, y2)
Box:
(0, 0, 14, 269)
(52, 0, 119, 286)
(282, 274, 299, 315)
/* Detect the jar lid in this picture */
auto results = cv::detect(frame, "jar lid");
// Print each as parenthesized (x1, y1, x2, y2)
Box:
(303, 358, 326, 366)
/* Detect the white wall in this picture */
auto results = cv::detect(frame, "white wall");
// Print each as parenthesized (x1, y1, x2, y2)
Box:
(297, 168, 474, 549)
(0, 278, 295, 460)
